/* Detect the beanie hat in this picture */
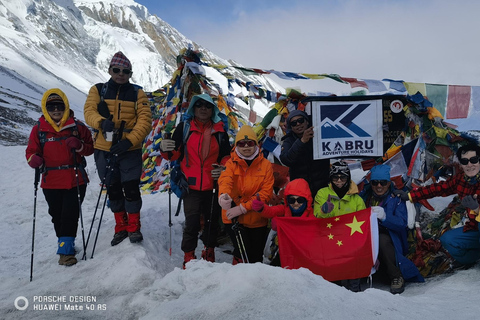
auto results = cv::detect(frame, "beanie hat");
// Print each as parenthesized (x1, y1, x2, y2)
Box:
(110, 51, 132, 69)
(46, 94, 64, 105)
(370, 164, 391, 181)
(330, 161, 350, 177)
(286, 110, 309, 130)
(235, 125, 258, 145)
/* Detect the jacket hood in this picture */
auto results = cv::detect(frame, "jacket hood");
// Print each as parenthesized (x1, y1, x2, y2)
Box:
(41, 88, 70, 132)
(283, 178, 314, 217)
(186, 94, 222, 123)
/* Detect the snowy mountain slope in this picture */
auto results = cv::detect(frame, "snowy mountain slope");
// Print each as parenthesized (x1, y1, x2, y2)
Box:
(1, 145, 479, 320)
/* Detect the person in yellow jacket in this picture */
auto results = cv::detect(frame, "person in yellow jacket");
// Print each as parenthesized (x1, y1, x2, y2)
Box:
(218, 125, 274, 264)
(84, 51, 152, 245)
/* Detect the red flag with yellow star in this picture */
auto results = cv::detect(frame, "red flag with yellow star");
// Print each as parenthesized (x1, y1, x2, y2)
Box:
(275, 208, 379, 282)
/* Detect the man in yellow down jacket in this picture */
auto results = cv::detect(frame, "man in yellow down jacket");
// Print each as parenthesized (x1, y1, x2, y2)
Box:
(84, 51, 152, 245)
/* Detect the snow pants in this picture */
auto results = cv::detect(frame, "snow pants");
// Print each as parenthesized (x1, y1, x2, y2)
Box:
(440, 228, 480, 265)
(225, 224, 269, 263)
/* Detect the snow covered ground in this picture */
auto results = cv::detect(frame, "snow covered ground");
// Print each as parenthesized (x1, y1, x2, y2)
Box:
(1, 145, 479, 320)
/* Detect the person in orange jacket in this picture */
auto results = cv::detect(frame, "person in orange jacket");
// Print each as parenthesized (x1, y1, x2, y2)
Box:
(26, 88, 94, 266)
(218, 125, 274, 264)
(251, 178, 314, 266)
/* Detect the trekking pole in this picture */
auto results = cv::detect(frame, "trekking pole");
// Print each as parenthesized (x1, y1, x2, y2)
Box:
(232, 218, 249, 263)
(72, 149, 87, 260)
(91, 121, 125, 259)
(168, 180, 173, 256)
(30, 168, 40, 282)
(82, 166, 109, 260)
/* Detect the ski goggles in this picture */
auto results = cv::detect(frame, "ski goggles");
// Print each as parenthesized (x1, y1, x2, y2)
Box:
(111, 67, 132, 75)
(290, 117, 306, 127)
(287, 196, 307, 205)
(46, 104, 66, 112)
(331, 174, 348, 182)
(459, 156, 480, 165)
(236, 140, 256, 148)
(371, 180, 389, 186)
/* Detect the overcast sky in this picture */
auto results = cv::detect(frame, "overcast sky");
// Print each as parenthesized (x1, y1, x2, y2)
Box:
(135, 0, 480, 94)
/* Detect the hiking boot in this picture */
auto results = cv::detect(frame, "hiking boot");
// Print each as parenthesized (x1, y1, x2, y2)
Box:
(201, 247, 215, 263)
(183, 251, 196, 269)
(128, 230, 143, 243)
(58, 254, 77, 266)
(111, 230, 128, 246)
(390, 276, 405, 294)
(232, 256, 243, 265)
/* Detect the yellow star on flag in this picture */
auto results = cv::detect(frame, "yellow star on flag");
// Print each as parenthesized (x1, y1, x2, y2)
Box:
(335, 217, 340, 221)
(336, 240, 343, 246)
(346, 216, 365, 235)
(328, 233, 334, 240)
(326, 223, 332, 229)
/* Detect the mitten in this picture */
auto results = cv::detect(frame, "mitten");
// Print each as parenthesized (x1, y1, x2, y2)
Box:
(226, 205, 246, 220)
(252, 194, 264, 212)
(372, 206, 386, 221)
(101, 118, 115, 132)
(393, 190, 410, 202)
(66, 137, 82, 151)
(218, 193, 232, 210)
(110, 139, 133, 155)
(461, 195, 479, 211)
(28, 154, 43, 168)
(321, 195, 334, 213)
(160, 139, 176, 152)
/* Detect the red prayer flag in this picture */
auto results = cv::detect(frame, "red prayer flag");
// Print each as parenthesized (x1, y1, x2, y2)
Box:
(275, 208, 379, 282)
(446, 85, 471, 119)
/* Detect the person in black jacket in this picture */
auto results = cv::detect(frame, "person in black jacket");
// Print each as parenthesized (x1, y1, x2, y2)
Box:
(280, 110, 330, 197)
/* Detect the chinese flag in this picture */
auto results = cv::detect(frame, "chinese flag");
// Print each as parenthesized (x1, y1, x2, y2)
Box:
(275, 208, 379, 282)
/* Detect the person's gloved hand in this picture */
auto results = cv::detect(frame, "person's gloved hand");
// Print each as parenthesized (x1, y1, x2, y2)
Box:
(160, 139, 176, 152)
(393, 190, 410, 201)
(372, 206, 386, 221)
(66, 137, 82, 151)
(101, 118, 115, 132)
(226, 205, 247, 220)
(461, 195, 479, 211)
(211, 164, 225, 180)
(252, 194, 264, 212)
(321, 195, 334, 213)
(28, 154, 43, 168)
(110, 139, 133, 155)
(218, 193, 232, 210)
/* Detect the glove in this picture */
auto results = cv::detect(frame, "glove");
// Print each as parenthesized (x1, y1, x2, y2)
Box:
(461, 195, 479, 211)
(252, 194, 264, 212)
(28, 154, 43, 168)
(160, 139, 175, 152)
(372, 206, 386, 221)
(211, 165, 225, 180)
(226, 205, 247, 220)
(321, 195, 334, 213)
(66, 137, 82, 151)
(110, 139, 133, 155)
(393, 190, 410, 201)
(218, 193, 232, 210)
(101, 118, 115, 132)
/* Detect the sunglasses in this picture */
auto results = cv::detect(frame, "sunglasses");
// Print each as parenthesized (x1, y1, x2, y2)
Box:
(236, 140, 256, 148)
(290, 117, 306, 127)
(194, 102, 213, 109)
(371, 180, 389, 186)
(112, 67, 132, 75)
(459, 156, 479, 165)
(46, 104, 66, 112)
(287, 196, 307, 205)
(331, 174, 348, 182)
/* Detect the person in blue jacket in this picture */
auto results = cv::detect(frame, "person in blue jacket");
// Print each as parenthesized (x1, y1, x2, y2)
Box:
(360, 164, 424, 294)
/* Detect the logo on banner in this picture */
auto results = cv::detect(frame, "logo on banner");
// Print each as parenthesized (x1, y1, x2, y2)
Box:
(312, 99, 383, 159)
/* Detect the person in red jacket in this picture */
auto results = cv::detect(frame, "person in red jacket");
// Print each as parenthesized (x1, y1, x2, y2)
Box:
(25, 88, 94, 266)
(251, 178, 314, 265)
(160, 94, 231, 268)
